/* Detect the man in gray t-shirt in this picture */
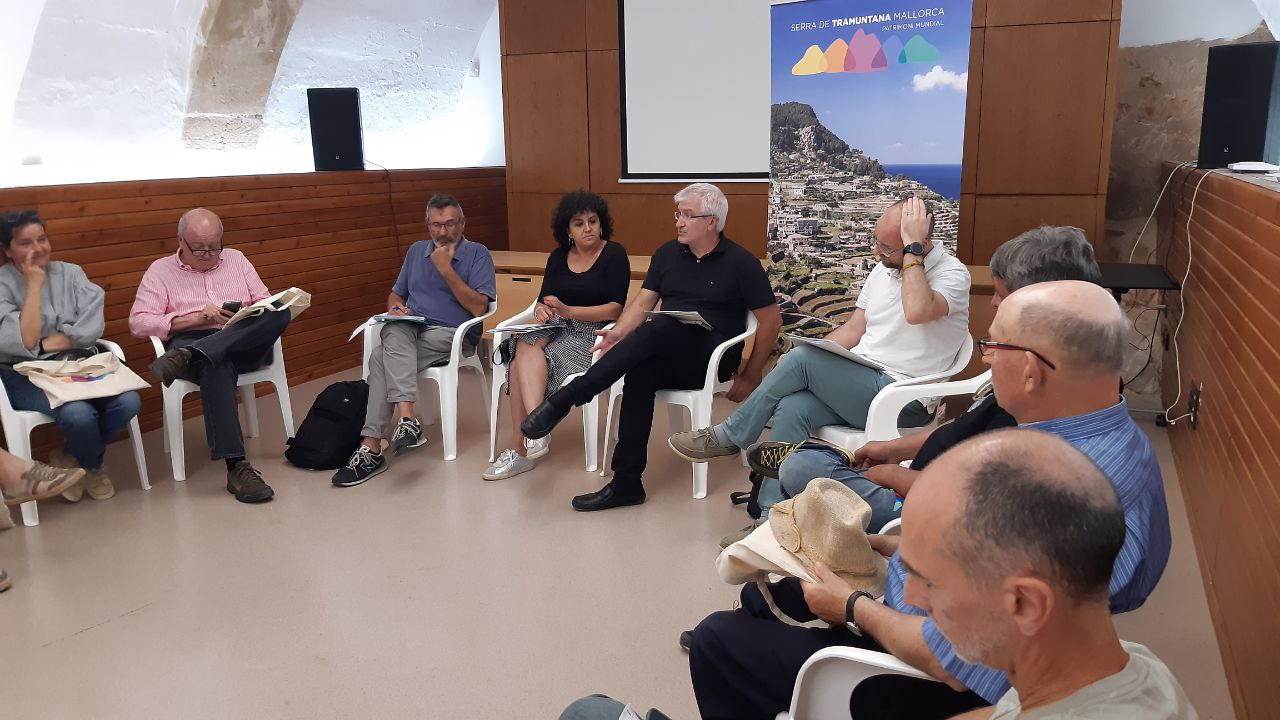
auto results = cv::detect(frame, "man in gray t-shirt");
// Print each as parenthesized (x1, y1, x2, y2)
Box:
(837, 429, 1196, 720)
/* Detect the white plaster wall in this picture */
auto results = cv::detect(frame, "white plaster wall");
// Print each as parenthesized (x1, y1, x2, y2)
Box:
(1120, 0, 1272, 47)
(0, 0, 49, 161)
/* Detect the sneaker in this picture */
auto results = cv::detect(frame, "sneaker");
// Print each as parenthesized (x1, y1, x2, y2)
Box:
(226, 461, 274, 503)
(668, 428, 740, 462)
(524, 436, 551, 460)
(0, 569, 10, 593)
(483, 449, 537, 481)
(82, 469, 115, 500)
(3, 462, 86, 506)
(390, 417, 426, 456)
(332, 446, 388, 487)
(719, 520, 764, 549)
(678, 630, 693, 653)
(745, 441, 807, 480)
(49, 448, 84, 503)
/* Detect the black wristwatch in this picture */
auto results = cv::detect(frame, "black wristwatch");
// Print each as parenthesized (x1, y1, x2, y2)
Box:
(903, 242, 925, 257)
(845, 591, 874, 636)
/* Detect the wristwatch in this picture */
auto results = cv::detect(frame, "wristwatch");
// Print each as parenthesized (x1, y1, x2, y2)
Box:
(845, 590, 875, 636)
(903, 242, 925, 257)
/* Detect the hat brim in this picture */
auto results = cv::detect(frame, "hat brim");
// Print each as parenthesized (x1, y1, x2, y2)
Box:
(718, 521, 887, 597)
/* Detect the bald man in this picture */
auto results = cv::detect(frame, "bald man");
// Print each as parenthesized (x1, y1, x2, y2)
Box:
(129, 208, 290, 503)
(903, 431, 1195, 718)
(668, 196, 971, 466)
(687, 280, 1172, 720)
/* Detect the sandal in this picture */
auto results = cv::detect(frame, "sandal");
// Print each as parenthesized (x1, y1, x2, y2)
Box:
(2, 462, 87, 506)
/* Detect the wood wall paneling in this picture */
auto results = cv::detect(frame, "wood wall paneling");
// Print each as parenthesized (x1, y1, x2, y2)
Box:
(984, 0, 1111, 26)
(503, 52, 592, 194)
(972, 0, 987, 27)
(961, 28, 985, 195)
(976, 22, 1113, 195)
(958, 194, 977, 264)
(1160, 166, 1280, 720)
(587, 0, 619, 51)
(0, 167, 507, 451)
(499, 0, 587, 55)
(506, 192, 564, 252)
(1097, 20, 1122, 196)
(970, 195, 1103, 263)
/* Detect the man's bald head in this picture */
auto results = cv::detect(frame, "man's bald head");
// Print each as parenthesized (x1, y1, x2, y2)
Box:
(177, 208, 223, 244)
(998, 280, 1127, 377)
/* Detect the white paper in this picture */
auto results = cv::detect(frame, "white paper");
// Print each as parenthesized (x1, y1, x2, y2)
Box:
(348, 314, 428, 342)
(785, 333, 888, 372)
(645, 310, 712, 330)
(487, 323, 559, 335)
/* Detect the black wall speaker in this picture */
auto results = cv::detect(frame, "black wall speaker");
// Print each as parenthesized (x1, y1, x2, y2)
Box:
(1197, 41, 1280, 169)
(307, 88, 365, 171)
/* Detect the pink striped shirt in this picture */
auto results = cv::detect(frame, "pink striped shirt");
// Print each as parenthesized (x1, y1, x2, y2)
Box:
(128, 249, 270, 340)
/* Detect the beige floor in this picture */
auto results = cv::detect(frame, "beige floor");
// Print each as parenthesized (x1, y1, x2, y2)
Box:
(0, 369, 1235, 719)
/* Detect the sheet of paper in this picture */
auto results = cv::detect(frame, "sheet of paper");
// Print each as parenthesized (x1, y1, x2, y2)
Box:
(486, 323, 560, 335)
(785, 333, 888, 372)
(645, 310, 712, 330)
(348, 314, 428, 342)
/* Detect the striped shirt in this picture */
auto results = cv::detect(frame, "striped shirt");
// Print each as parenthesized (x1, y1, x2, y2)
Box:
(128, 249, 270, 340)
(883, 399, 1172, 703)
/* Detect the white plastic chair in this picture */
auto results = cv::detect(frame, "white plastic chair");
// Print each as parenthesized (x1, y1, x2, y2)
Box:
(151, 336, 295, 481)
(361, 302, 496, 461)
(600, 311, 760, 499)
(780, 645, 933, 720)
(487, 302, 610, 471)
(0, 340, 151, 527)
(815, 338, 981, 451)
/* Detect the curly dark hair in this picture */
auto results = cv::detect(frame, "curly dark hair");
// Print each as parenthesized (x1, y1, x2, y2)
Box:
(0, 209, 44, 249)
(550, 191, 614, 250)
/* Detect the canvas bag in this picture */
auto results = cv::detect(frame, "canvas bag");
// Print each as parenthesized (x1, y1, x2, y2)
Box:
(224, 287, 311, 326)
(14, 351, 150, 408)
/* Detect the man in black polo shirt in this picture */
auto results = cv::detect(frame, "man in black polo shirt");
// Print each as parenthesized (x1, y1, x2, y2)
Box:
(522, 183, 782, 511)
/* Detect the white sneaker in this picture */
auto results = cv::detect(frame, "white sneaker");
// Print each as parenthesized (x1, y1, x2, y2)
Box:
(525, 436, 551, 460)
(483, 449, 537, 481)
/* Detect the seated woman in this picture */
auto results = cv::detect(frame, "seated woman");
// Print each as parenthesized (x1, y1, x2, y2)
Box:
(0, 210, 143, 502)
(484, 192, 630, 480)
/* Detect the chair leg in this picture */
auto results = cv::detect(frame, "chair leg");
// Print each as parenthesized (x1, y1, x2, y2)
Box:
(128, 418, 151, 490)
(20, 501, 38, 527)
(600, 390, 621, 478)
(241, 384, 260, 438)
(439, 374, 459, 461)
(488, 376, 504, 463)
(163, 394, 187, 482)
(582, 395, 599, 472)
(690, 396, 714, 500)
(273, 380, 296, 439)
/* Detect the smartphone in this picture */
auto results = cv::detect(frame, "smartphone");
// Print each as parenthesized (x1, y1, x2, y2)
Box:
(222, 301, 243, 313)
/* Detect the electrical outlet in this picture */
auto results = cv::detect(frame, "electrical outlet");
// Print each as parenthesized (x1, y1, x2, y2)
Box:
(1188, 382, 1201, 430)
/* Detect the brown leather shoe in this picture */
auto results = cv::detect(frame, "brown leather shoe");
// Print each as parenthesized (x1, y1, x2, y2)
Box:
(149, 347, 193, 386)
(226, 461, 274, 503)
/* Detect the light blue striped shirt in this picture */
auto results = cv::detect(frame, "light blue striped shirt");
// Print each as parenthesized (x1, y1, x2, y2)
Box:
(882, 399, 1173, 703)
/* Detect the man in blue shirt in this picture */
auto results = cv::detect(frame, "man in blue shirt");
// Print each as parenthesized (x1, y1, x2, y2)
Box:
(332, 194, 496, 487)
(687, 280, 1172, 719)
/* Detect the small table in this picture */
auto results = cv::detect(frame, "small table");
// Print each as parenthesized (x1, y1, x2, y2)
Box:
(1098, 263, 1181, 301)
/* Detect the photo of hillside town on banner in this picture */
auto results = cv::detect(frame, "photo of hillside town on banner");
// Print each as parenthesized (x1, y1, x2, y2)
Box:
(769, 0, 973, 338)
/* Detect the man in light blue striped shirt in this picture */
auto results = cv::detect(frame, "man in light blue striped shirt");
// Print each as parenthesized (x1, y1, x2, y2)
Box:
(689, 281, 1173, 719)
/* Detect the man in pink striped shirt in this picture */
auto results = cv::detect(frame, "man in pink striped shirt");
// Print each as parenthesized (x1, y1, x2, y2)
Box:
(129, 208, 290, 503)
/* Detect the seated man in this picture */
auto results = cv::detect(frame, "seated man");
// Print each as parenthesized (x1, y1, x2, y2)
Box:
(746, 226, 1102, 538)
(130, 208, 290, 503)
(521, 183, 782, 511)
(667, 196, 971, 465)
(687, 280, 1173, 720)
(332, 194, 496, 487)
(893, 430, 1194, 719)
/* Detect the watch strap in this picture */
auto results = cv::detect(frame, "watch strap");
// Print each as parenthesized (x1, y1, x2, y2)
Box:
(845, 590, 873, 636)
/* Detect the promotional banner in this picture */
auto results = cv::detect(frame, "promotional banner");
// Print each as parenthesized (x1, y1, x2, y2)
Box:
(769, 0, 973, 336)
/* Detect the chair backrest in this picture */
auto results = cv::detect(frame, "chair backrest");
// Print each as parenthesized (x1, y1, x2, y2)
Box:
(361, 301, 498, 378)
(703, 309, 760, 393)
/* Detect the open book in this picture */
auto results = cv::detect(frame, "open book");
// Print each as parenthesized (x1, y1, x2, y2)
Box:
(224, 287, 311, 327)
(486, 323, 560, 335)
(348, 313, 428, 341)
(645, 310, 712, 331)
(785, 333, 889, 372)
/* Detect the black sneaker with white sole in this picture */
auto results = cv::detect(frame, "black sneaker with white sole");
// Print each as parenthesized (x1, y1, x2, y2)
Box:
(390, 417, 427, 456)
(332, 446, 388, 487)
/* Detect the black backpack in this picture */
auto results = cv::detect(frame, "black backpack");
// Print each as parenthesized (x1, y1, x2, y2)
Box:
(285, 380, 369, 470)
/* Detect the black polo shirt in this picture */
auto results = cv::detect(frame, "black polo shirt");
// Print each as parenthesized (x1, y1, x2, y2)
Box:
(908, 394, 1017, 470)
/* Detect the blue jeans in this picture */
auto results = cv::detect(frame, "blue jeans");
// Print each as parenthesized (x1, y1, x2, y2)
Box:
(1, 369, 142, 470)
(721, 345, 931, 447)
(772, 446, 900, 533)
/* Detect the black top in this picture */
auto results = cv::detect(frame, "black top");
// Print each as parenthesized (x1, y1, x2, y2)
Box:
(909, 394, 1017, 471)
(642, 235, 777, 340)
(538, 241, 631, 308)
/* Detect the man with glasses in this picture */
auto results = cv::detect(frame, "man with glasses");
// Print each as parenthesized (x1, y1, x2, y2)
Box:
(666, 196, 971, 477)
(521, 183, 781, 511)
(332, 194, 496, 488)
(686, 279, 1172, 720)
(129, 207, 290, 503)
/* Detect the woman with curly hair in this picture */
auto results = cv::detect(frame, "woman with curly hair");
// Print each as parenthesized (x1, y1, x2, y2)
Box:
(484, 191, 630, 480)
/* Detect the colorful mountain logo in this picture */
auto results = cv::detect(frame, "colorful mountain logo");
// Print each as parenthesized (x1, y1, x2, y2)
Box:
(791, 33, 939, 75)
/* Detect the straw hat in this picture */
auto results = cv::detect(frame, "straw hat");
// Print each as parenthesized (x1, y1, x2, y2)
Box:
(716, 478, 888, 596)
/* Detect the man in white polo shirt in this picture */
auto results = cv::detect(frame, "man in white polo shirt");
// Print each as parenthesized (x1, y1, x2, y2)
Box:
(669, 195, 970, 462)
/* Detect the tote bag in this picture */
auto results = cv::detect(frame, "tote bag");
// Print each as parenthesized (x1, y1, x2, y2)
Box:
(15, 352, 150, 408)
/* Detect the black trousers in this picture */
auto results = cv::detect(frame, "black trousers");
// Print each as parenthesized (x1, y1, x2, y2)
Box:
(168, 310, 292, 461)
(688, 578, 988, 720)
(561, 317, 731, 494)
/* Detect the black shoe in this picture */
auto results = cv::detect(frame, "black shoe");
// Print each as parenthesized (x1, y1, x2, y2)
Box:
(150, 347, 193, 386)
(390, 417, 426, 456)
(678, 630, 693, 653)
(226, 461, 274, 503)
(745, 440, 807, 479)
(332, 446, 388, 487)
(571, 484, 646, 512)
(521, 392, 573, 440)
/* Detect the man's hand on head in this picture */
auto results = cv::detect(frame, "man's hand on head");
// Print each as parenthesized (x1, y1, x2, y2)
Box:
(900, 195, 932, 249)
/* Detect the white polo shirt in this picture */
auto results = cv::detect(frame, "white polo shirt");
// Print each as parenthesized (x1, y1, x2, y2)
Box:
(851, 245, 971, 380)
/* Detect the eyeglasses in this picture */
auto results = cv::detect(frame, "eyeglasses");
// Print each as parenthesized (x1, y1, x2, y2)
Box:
(674, 211, 716, 222)
(181, 238, 222, 259)
(428, 220, 462, 232)
(978, 338, 1057, 370)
